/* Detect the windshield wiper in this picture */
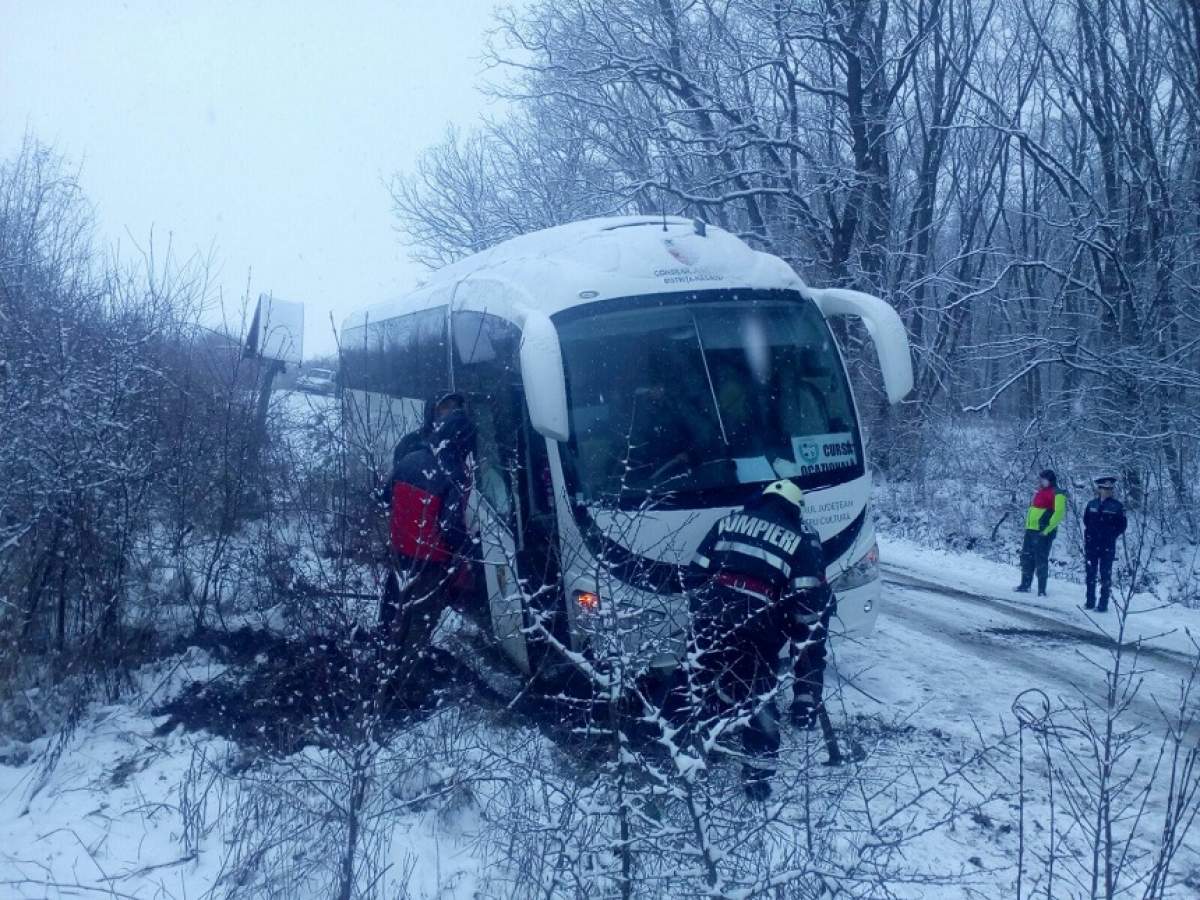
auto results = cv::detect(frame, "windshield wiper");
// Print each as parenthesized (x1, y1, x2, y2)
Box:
(690, 313, 729, 447)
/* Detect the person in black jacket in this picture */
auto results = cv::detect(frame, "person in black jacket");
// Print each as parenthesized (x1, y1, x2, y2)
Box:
(686, 479, 834, 800)
(391, 393, 466, 470)
(380, 406, 477, 662)
(1083, 475, 1127, 612)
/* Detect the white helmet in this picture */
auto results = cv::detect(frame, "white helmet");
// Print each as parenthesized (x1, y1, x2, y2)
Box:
(763, 479, 805, 511)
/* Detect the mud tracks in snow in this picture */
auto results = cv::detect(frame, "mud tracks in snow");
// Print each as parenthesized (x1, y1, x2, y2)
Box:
(153, 627, 473, 755)
(980, 625, 1115, 651)
(153, 624, 944, 778)
(152, 625, 611, 762)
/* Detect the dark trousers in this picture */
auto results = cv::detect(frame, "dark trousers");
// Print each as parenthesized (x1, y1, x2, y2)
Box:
(380, 559, 454, 666)
(1085, 550, 1115, 610)
(1019, 530, 1055, 592)
(688, 593, 786, 771)
(701, 640, 784, 765)
(791, 599, 834, 712)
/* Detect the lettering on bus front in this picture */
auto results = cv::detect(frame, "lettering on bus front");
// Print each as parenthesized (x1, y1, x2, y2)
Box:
(652, 267, 725, 285)
(804, 498, 857, 528)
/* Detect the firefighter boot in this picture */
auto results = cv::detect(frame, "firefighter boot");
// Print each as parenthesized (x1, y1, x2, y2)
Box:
(791, 692, 819, 730)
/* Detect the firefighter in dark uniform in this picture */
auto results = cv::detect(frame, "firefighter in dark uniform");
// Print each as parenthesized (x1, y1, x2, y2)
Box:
(687, 479, 834, 801)
(1083, 475, 1127, 612)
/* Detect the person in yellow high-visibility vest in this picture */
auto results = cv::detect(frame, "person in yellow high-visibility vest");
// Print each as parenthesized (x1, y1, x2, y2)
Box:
(1014, 469, 1067, 597)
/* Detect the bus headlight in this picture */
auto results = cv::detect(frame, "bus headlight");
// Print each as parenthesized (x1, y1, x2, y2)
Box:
(831, 542, 879, 593)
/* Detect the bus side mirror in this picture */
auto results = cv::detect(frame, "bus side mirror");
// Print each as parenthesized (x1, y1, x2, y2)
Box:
(519, 313, 570, 442)
(244, 292, 305, 365)
(810, 288, 913, 404)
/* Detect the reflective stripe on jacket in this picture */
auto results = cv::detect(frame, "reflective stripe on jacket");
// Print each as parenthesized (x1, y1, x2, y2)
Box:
(689, 499, 830, 635)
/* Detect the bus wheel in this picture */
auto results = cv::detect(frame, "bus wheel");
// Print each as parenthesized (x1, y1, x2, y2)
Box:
(520, 587, 589, 699)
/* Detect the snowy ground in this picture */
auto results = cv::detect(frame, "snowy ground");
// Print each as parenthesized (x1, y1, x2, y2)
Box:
(3, 402, 1197, 897)
(824, 538, 1200, 896)
(880, 535, 1200, 656)
(872, 536, 1200, 739)
(4, 537, 1196, 897)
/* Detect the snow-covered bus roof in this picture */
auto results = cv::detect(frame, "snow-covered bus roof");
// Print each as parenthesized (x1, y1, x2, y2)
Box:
(342, 216, 807, 333)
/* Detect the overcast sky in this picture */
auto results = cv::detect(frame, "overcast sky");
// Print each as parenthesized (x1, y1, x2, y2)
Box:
(1, 0, 503, 356)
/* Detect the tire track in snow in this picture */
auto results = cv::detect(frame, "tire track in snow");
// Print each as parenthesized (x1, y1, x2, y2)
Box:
(883, 568, 1198, 680)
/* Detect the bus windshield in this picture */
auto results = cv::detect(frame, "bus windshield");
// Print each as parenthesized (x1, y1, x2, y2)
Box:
(557, 290, 863, 507)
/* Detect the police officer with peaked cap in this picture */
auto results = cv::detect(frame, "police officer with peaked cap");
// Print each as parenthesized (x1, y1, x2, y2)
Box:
(1083, 475, 1127, 612)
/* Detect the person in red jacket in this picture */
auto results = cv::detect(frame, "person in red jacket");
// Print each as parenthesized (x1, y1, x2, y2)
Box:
(1014, 469, 1067, 597)
(380, 402, 476, 663)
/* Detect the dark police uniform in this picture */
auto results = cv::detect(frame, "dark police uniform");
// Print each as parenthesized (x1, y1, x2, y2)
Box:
(687, 490, 833, 796)
(1083, 484, 1126, 612)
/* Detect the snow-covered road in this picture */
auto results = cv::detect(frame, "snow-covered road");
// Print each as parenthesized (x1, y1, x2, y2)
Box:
(829, 537, 1200, 752)
(877, 568, 1199, 742)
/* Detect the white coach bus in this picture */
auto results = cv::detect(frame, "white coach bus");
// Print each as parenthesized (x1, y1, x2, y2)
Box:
(341, 217, 912, 678)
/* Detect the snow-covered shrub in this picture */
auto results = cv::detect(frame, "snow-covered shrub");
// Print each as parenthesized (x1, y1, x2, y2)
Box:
(0, 139, 286, 738)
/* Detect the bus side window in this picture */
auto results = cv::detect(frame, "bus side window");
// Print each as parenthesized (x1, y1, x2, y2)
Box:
(340, 325, 368, 392)
(359, 307, 450, 402)
(410, 307, 449, 399)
